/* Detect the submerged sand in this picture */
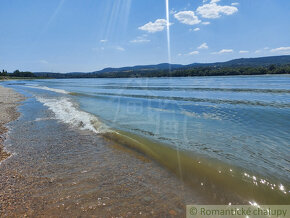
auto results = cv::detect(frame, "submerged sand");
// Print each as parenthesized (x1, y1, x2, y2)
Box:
(0, 85, 24, 162)
(0, 85, 209, 217)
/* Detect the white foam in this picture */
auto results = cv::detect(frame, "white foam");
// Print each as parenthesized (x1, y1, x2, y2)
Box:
(25, 85, 69, 94)
(35, 117, 55, 122)
(36, 97, 109, 134)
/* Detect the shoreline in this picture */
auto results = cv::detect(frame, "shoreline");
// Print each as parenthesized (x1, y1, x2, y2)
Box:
(0, 85, 25, 162)
(0, 85, 204, 217)
(1, 73, 289, 82)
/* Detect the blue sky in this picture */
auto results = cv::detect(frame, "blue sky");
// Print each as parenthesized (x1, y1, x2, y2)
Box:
(1, 0, 290, 73)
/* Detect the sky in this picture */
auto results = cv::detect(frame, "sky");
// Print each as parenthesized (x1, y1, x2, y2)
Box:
(0, 0, 290, 73)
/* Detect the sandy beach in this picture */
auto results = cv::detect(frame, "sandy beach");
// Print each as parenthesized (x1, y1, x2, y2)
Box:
(0, 86, 24, 162)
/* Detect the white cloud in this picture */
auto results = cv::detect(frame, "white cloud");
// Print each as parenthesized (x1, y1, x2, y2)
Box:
(239, 50, 249, 54)
(198, 43, 208, 49)
(139, 19, 170, 33)
(174, 11, 201, 25)
(197, 2, 238, 19)
(202, 21, 211, 25)
(130, 35, 150, 43)
(100, 39, 108, 43)
(270, 47, 290, 53)
(188, 51, 199, 55)
(115, 46, 125, 51)
(193, 27, 200, 31)
(212, 49, 234, 54)
(231, 2, 239, 6)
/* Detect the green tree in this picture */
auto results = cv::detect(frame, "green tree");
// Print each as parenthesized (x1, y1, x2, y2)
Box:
(269, 64, 276, 71)
(1, 70, 8, 77)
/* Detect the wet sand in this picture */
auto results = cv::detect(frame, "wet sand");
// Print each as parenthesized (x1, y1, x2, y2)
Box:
(0, 87, 212, 217)
(0, 86, 24, 162)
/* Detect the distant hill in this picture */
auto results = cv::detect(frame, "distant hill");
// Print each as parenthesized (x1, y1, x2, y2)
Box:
(204, 55, 290, 67)
(33, 55, 290, 78)
(94, 63, 184, 74)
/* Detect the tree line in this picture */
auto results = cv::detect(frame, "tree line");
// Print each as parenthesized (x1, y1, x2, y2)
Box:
(0, 70, 35, 78)
(85, 64, 290, 78)
(1, 64, 290, 79)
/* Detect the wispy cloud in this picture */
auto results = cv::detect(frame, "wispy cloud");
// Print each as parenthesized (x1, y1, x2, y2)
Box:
(193, 27, 200, 31)
(198, 42, 208, 49)
(188, 50, 199, 55)
(203, 0, 221, 3)
(202, 21, 211, 25)
(130, 35, 150, 43)
(170, 9, 177, 15)
(115, 46, 125, 51)
(212, 49, 234, 54)
(100, 39, 108, 43)
(174, 11, 201, 25)
(139, 19, 170, 33)
(239, 50, 249, 54)
(231, 2, 239, 6)
(180, 50, 200, 56)
(130, 39, 150, 43)
(270, 46, 290, 53)
(39, 60, 48, 64)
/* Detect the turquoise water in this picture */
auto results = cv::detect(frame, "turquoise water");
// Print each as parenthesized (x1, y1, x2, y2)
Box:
(3, 75, 290, 203)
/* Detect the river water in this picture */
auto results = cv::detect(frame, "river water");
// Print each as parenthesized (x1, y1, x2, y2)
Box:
(2, 75, 290, 211)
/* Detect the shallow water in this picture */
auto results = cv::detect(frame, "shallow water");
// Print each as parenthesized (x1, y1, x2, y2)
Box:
(2, 75, 290, 206)
(0, 93, 205, 217)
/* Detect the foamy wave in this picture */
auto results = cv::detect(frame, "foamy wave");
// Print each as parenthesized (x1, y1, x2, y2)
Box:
(25, 85, 69, 94)
(37, 97, 109, 134)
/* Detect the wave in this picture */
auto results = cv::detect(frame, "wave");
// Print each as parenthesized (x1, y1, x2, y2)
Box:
(147, 107, 176, 113)
(181, 111, 222, 120)
(147, 107, 222, 120)
(72, 92, 290, 108)
(36, 97, 109, 134)
(25, 85, 69, 94)
(90, 85, 290, 94)
(34, 95, 289, 204)
(102, 130, 289, 204)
